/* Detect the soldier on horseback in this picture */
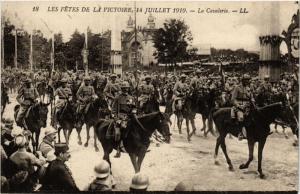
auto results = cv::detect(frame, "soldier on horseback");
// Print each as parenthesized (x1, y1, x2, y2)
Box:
(52, 78, 72, 128)
(15, 78, 39, 128)
(231, 74, 254, 140)
(111, 81, 135, 158)
(138, 75, 155, 113)
(172, 74, 189, 113)
(104, 74, 121, 107)
(76, 76, 96, 127)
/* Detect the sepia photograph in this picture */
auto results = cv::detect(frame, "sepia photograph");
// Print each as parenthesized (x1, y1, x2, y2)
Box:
(0, 0, 299, 192)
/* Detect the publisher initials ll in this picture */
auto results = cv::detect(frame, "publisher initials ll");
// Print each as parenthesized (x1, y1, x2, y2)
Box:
(240, 8, 248, 13)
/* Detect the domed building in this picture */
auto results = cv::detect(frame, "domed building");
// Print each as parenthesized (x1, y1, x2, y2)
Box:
(121, 14, 158, 67)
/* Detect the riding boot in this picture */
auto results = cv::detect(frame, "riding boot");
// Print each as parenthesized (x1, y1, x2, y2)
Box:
(237, 123, 246, 141)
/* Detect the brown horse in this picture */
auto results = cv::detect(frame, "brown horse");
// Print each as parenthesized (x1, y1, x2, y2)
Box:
(95, 111, 171, 173)
(213, 102, 284, 179)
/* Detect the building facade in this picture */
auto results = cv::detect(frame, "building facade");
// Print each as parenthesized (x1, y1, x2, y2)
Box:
(121, 14, 157, 67)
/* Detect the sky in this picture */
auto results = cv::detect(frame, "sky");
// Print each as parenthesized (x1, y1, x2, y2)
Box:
(1, 1, 298, 52)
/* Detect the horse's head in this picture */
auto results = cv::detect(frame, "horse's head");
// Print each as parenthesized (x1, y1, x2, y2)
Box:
(155, 112, 172, 143)
(36, 102, 50, 127)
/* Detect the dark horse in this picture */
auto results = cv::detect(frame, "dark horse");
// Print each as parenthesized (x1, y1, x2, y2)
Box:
(77, 96, 110, 151)
(14, 102, 49, 152)
(212, 102, 284, 178)
(55, 101, 81, 145)
(36, 81, 47, 103)
(140, 93, 160, 114)
(1, 84, 9, 117)
(95, 111, 171, 173)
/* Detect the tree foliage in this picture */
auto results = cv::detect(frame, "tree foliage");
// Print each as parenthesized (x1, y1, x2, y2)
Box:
(153, 19, 193, 65)
(3, 20, 112, 71)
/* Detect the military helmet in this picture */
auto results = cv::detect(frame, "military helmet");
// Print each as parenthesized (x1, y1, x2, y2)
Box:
(130, 173, 149, 190)
(94, 160, 110, 178)
(61, 78, 68, 83)
(242, 74, 251, 80)
(84, 76, 91, 81)
(174, 181, 195, 191)
(121, 81, 130, 88)
(110, 74, 117, 78)
(264, 75, 270, 80)
(180, 74, 187, 79)
(196, 69, 202, 74)
(145, 75, 151, 80)
(24, 78, 32, 83)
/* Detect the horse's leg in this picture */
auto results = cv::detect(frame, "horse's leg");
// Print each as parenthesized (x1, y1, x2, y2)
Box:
(35, 130, 40, 153)
(208, 114, 215, 136)
(257, 138, 267, 179)
(76, 127, 82, 145)
(63, 129, 69, 145)
(85, 125, 90, 147)
(186, 118, 191, 142)
(201, 116, 206, 132)
(129, 153, 139, 173)
(220, 135, 234, 171)
(93, 127, 99, 152)
(283, 126, 289, 139)
(239, 139, 255, 169)
(137, 150, 147, 172)
(58, 127, 61, 143)
(214, 135, 223, 165)
(274, 123, 279, 133)
(177, 113, 183, 134)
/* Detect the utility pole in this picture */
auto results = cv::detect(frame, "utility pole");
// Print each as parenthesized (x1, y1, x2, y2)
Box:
(1, 19, 4, 69)
(14, 29, 17, 68)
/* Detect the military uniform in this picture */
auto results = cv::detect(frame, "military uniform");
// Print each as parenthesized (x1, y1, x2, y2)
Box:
(54, 81, 72, 115)
(138, 77, 154, 111)
(172, 75, 189, 112)
(104, 75, 121, 106)
(16, 79, 39, 126)
(231, 83, 252, 121)
(76, 77, 96, 116)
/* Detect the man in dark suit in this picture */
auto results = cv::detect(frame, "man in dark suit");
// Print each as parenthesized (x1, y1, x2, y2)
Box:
(41, 143, 79, 192)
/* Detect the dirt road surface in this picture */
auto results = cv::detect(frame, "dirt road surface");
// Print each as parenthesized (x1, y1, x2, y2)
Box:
(3, 93, 298, 191)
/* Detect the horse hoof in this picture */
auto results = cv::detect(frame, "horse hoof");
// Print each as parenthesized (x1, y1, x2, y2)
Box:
(84, 143, 88, 147)
(228, 166, 234, 171)
(285, 135, 289, 139)
(293, 142, 298, 147)
(214, 161, 220, 165)
(239, 164, 248, 169)
(259, 173, 266, 179)
(78, 141, 82, 145)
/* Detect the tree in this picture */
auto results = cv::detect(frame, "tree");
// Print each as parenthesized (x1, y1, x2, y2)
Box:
(64, 29, 84, 70)
(3, 20, 16, 68)
(153, 19, 193, 67)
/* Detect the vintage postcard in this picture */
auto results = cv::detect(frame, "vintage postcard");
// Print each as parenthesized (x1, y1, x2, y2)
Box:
(0, 1, 298, 193)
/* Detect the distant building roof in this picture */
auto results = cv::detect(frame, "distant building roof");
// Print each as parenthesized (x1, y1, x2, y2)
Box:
(193, 44, 211, 55)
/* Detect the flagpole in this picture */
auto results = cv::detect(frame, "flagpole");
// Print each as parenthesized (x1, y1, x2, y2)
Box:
(30, 31, 33, 71)
(14, 29, 18, 68)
